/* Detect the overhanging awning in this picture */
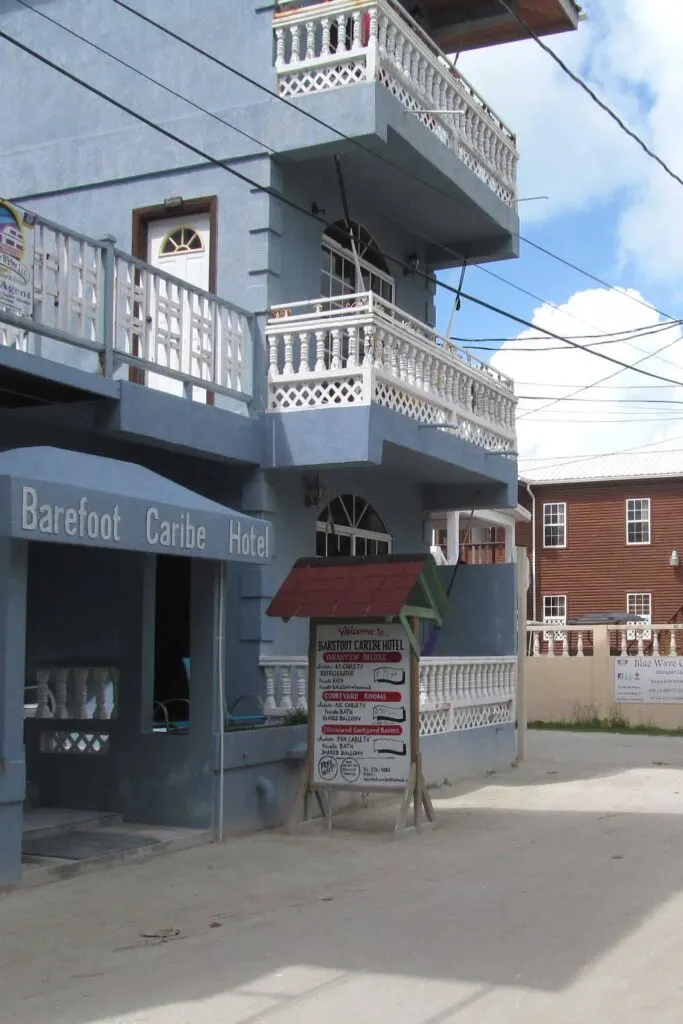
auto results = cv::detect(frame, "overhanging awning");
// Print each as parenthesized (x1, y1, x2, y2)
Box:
(0, 447, 273, 563)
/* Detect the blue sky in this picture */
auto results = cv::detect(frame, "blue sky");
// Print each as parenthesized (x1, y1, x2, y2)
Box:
(430, 0, 683, 463)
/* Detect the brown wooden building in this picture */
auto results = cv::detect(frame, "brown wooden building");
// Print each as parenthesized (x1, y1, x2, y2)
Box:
(518, 452, 683, 627)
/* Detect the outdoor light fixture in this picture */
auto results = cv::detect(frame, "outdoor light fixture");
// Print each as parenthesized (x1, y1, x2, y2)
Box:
(404, 252, 420, 276)
(670, 549, 680, 568)
(303, 474, 324, 509)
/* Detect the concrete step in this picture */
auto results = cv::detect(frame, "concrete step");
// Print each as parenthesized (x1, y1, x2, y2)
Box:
(22, 808, 122, 841)
(19, 823, 214, 890)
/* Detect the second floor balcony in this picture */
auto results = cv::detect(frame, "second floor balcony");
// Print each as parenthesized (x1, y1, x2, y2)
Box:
(273, 0, 518, 208)
(266, 292, 516, 453)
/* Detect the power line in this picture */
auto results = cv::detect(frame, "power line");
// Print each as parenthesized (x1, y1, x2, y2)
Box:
(5, 23, 683, 393)
(520, 434, 683, 471)
(518, 395, 683, 404)
(107, 0, 680, 327)
(496, 0, 683, 192)
(457, 319, 683, 345)
(462, 323, 681, 353)
(14, 0, 682, 363)
(15, 0, 649, 359)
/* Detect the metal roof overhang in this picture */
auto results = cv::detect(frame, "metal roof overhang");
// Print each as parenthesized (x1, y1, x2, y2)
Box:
(0, 447, 273, 563)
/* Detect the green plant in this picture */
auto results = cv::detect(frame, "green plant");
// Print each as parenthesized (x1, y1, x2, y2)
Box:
(528, 719, 683, 738)
(282, 707, 308, 726)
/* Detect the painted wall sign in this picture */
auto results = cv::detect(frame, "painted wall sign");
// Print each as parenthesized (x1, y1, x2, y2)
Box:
(10, 482, 272, 563)
(312, 622, 412, 789)
(0, 199, 35, 317)
(613, 657, 683, 704)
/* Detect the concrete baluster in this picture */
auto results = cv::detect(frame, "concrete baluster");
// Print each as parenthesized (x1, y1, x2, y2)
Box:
(263, 665, 277, 712)
(74, 667, 89, 719)
(280, 666, 293, 710)
(298, 330, 310, 374)
(295, 665, 308, 710)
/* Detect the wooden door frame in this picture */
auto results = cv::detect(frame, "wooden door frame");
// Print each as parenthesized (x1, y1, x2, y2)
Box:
(130, 196, 219, 396)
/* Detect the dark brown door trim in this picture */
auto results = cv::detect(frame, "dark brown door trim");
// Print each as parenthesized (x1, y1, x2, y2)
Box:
(131, 195, 218, 292)
(129, 195, 218, 400)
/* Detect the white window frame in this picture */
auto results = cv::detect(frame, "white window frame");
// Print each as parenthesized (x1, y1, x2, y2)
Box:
(543, 502, 566, 549)
(543, 594, 567, 641)
(626, 497, 651, 545)
(626, 592, 652, 641)
(321, 236, 395, 305)
(316, 495, 393, 558)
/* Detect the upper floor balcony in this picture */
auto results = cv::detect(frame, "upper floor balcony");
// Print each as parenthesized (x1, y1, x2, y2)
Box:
(273, 0, 518, 209)
(266, 291, 516, 453)
(0, 209, 516, 480)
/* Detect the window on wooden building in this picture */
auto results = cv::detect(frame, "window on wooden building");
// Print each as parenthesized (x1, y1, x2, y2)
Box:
(627, 592, 652, 640)
(626, 498, 650, 545)
(542, 594, 566, 642)
(543, 594, 567, 624)
(543, 502, 566, 548)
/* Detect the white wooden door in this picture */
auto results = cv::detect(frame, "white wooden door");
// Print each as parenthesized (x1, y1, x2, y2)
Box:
(145, 213, 211, 400)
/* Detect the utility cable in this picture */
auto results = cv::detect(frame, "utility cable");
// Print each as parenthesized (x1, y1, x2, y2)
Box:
(16, 0, 656, 356)
(4, 25, 683, 391)
(108, 0, 680, 326)
(496, 0, 683, 192)
(13, 0, 682, 347)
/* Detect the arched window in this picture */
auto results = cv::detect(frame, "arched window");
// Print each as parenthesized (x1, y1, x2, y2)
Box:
(321, 220, 394, 305)
(316, 494, 392, 557)
(159, 226, 204, 257)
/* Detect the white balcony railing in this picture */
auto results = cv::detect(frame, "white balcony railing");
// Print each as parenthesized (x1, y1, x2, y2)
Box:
(267, 292, 516, 452)
(527, 623, 683, 658)
(0, 216, 252, 403)
(260, 655, 516, 735)
(274, 0, 518, 206)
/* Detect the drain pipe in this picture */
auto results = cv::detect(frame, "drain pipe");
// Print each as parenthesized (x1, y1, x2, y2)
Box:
(525, 482, 537, 623)
(216, 562, 227, 844)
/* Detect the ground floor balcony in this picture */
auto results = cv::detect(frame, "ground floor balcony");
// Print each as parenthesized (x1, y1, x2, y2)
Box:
(274, 0, 518, 209)
(260, 654, 516, 735)
(267, 293, 516, 454)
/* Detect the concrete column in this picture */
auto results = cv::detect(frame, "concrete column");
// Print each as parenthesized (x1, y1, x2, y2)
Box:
(0, 539, 28, 885)
(117, 553, 156, 734)
(515, 546, 527, 763)
(446, 510, 460, 564)
(189, 558, 220, 738)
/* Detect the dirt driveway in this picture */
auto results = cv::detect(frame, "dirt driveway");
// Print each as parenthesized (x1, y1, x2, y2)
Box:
(3, 729, 683, 1023)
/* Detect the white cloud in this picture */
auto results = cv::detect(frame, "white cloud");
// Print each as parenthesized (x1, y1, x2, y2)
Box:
(457, 0, 683, 285)
(490, 287, 683, 461)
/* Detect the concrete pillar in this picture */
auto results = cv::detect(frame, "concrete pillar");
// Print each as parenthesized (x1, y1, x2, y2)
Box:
(0, 539, 28, 885)
(117, 553, 156, 734)
(189, 558, 220, 738)
(446, 511, 460, 564)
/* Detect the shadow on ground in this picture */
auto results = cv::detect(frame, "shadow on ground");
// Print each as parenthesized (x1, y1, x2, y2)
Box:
(3, 730, 683, 1023)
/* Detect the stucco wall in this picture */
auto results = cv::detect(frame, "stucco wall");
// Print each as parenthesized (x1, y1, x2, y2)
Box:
(526, 626, 683, 729)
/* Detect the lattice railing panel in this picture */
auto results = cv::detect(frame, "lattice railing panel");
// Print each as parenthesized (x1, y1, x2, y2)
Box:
(40, 731, 110, 755)
(274, 0, 518, 206)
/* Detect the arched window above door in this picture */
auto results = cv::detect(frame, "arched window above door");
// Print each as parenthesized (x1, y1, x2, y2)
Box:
(159, 226, 204, 257)
(316, 494, 392, 557)
(321, 220, 395, 304)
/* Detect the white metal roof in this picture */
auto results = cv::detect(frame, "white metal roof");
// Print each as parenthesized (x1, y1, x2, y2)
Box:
(520, 449, 683, 485)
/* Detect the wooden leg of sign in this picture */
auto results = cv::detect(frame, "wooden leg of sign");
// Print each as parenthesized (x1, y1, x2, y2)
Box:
(286, 754, 315, 832)
(394, 763, 417, 835)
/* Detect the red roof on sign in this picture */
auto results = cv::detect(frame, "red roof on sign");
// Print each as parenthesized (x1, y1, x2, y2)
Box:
(266, 555, 431, 620)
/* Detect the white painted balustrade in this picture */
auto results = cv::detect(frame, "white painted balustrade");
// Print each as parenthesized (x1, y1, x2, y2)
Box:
(0, 216, 251, 403)
(527, 623, 683, 658)
(25, 665, 119, 756)
(26, 665, 119, 720)
(274, 0, 518, 206)
(260, 655, 516, 735)
(267, 292, 516, 452)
